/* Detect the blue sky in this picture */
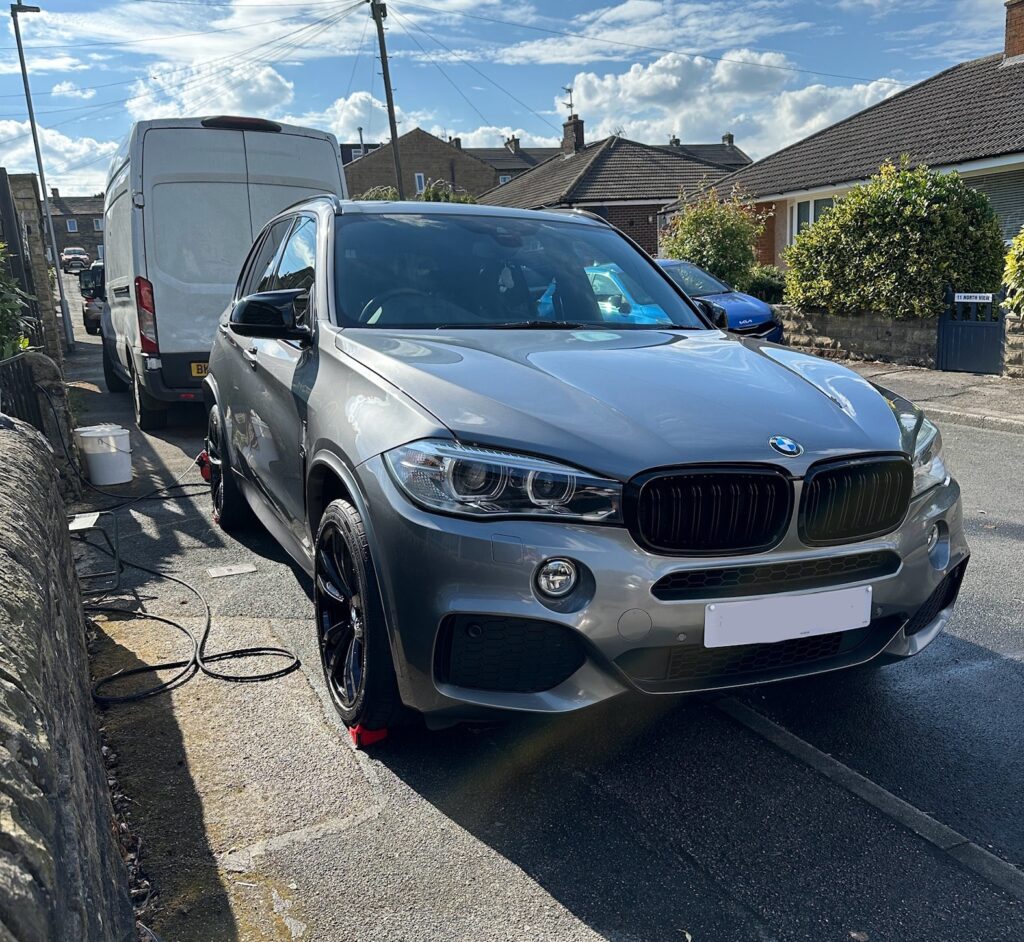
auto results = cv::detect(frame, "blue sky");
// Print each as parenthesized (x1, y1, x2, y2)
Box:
(0, 0, 1009, 193)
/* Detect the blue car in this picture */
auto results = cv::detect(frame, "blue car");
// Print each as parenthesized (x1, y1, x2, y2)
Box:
(657, 259, 784, 343)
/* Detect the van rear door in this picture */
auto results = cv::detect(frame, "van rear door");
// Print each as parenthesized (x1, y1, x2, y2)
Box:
(244, 129, 345, 233)
(141, 127, 253, 360)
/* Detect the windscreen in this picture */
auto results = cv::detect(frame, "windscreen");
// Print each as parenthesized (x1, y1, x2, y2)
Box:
(661, 261, 730, 297)
(334, 213, 704, 330)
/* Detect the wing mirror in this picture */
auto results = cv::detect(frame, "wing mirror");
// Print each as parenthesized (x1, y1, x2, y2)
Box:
(229, 289, 311, 341)
(616, 297, 632, 314)
(695, 298, 729, 330)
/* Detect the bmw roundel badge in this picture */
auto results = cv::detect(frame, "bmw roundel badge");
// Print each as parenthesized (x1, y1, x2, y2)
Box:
(769, 435, 803, 457)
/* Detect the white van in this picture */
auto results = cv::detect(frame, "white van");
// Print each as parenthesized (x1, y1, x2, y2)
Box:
(102, 116, 346, 429)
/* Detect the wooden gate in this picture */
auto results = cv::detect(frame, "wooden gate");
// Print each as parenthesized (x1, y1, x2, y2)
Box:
(936, 287, 1006, 375)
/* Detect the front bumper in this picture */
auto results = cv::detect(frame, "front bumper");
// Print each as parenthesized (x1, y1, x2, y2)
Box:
(356, 456, 968, 722)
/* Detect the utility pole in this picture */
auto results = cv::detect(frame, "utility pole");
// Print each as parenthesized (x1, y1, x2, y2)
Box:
(370, 0, 405, 198)
(11, 1, 74, 351)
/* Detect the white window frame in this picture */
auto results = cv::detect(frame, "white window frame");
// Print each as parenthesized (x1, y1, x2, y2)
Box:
(66, 218, 78, 233)
(414, 172, 426, 194)
(789, 196, 836, 243)
(499, 174, 512, 185)
(93, 218, 103, 231)
(97, 244, 104, 260)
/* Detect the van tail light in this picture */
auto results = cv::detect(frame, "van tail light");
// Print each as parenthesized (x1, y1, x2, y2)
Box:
(135, 276, 159, 354)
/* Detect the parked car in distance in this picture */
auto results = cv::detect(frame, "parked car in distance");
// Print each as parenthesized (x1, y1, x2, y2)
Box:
(657, 258, 783, 342)
(79, 261, 104, 335)
(102, 115, 347, 429)
(60, 246, 90, 273)
(204, 198, 968, 742)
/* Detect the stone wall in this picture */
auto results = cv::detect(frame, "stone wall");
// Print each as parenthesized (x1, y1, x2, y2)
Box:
(775, 306, 938, 368)
(0, 418, 133, 942)
(8, 175, 61, 367)
(1005, 315, 1024, 378)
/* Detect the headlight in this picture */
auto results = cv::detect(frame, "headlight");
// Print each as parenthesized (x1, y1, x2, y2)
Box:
(384, 439, 622, 521)
(912, 418, 949, 497)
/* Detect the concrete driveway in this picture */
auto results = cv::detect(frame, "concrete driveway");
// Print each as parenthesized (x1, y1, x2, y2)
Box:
(62, 278, 1024, 942)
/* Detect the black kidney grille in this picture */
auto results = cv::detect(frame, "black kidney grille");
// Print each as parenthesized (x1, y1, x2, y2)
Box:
(631, 468, 793, 555)
(800, 456, 913, 545)
(651, 549, 901, 601)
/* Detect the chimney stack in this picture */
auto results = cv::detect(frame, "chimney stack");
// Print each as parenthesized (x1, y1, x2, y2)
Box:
(562, 114, 585, 155)
(1006, 0, 1024, 59)
(50, 186, 59, 199)
(505, 134, 521, 154)
(450, 136, 462, 150)
(722, 132, 735, 147)
(669, 135, 681, 147)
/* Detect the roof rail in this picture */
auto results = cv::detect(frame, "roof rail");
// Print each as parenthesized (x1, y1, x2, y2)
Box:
(545, 206, 614, 227)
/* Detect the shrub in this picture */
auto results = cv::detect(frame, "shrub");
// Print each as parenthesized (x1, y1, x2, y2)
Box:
(747, 264, 786, 304)
(1005, 228, 1024, 318)
(0, 243, 33, 359)
(784, 159, 1006, 319)
(357, 180, 475, 203)
(660, 187, 768, 291)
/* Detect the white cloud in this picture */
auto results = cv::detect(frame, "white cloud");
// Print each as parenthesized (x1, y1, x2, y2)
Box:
(428, 124, 559, 148)
(284, 91, 435, 143)
(0, 54, 89, 75)
(0, 120, 119, 192)
(560, 51, 900, 159)
(51, 81, 97, 101)
(125, 61, 294, 121)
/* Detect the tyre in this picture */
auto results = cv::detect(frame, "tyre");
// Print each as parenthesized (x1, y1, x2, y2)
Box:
(132, 368, 167, 431)
(315, 499, 404, 732)
(102, 345, 129, 393)
(85, 321, 101, 336)
(206, 403, 253, 531)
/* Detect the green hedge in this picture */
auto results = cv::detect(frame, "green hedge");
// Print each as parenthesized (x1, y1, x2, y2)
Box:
(660, 188, 767, 291)
(0, 243, 32, 359)
(784, 160, 1006, 319)
(747, 264, 786, 304)
(1005, 228, 1024, 318)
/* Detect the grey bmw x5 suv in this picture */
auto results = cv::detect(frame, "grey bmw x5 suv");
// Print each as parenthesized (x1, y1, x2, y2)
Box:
(204, 197, 968, 740)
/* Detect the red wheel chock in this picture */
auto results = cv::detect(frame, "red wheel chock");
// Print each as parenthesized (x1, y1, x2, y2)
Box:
(196, 450, 212, 482)
(349, 724, 388, 748)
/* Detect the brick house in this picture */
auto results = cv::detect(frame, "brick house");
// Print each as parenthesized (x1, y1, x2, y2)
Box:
(48, 188, 104, 263)
(343, 127, 563, 197)
(477, 114, 751, 255)
(685, 0, 1024, 266)
(345, 127, 502, 198)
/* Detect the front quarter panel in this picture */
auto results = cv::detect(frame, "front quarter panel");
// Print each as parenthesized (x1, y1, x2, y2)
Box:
(308, 324, 450, 470)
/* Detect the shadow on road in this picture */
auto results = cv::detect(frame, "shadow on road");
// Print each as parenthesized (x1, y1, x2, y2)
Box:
(90, 619, 239, 942)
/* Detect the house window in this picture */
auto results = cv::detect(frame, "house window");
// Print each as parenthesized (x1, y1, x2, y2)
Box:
(97, 245, 104, 260)
(93, 218, 103, 231)
(66, 218, 78, 233)
(414, 172, 426, 194)
(499, 175, 512, 185)
(791, 197, 836, 242)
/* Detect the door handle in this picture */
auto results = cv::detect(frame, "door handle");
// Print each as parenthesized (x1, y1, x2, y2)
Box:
(242, 345, 258, 369)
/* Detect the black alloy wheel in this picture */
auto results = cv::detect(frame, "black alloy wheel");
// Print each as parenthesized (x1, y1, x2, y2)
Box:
(206, 404, 251, 530)
(315, 500, 402, 731)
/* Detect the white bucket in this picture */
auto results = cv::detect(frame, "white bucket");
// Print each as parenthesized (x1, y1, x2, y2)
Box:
(74, 424, 132, 486)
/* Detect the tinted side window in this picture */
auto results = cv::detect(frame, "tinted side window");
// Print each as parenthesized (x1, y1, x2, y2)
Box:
(243, 218, 292, 297)
(274, 216, 317, 294)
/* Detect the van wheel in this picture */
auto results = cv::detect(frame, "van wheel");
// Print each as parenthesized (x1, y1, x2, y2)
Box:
(102, 345, 129, 393)
(206, 403, 252, 531)
(132, 369, 167, 431)
(315, 499, 404, 735)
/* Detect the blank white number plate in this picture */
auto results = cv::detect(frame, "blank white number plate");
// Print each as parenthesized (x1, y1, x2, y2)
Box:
(704, 585, 872, 649)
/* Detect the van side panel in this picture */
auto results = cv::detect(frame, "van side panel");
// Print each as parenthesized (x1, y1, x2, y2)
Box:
(104, 163, 134, 372)
(142, 128, 253, 364)
(243, 131, 346, 231)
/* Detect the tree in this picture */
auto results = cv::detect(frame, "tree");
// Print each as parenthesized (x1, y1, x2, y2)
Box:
(1004, 227, 1024, 318)
(660, 187, 767, 291)
(0, 243, 34, 360)
(784, 159, 1006, 319)
(356, 180, 476, 203)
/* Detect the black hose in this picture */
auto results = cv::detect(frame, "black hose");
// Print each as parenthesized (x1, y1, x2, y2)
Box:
(31, 381, 300, 703)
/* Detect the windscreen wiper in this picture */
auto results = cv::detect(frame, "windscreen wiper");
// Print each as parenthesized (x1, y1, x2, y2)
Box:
(489, 321, 598, 330)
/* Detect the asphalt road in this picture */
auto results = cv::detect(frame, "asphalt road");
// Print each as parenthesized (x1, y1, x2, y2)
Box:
(62, 280, 1023, 942)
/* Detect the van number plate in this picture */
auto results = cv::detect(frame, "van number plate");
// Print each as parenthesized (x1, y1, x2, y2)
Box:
(190, 361, 209, 378)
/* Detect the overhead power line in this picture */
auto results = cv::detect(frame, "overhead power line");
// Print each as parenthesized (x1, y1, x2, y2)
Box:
(392, 1, 911, 88)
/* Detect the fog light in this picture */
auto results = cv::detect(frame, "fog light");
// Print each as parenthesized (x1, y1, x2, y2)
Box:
(928, 521, 950, 570)
(927, 525, 939, 552)
(535, 558, 578, 598)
